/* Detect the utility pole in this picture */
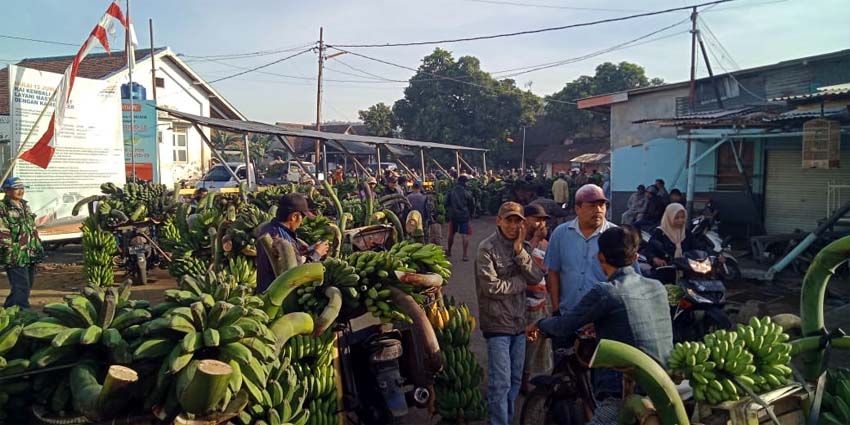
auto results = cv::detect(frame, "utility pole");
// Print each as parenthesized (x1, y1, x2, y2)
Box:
(126, 0, 136, 180)
(520, 125, 527, 171)
(685, 6, 698, 214)
(314, 27, 324, 182)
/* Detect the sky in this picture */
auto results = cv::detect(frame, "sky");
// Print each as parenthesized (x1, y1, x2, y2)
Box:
(2, 0, 849, 124)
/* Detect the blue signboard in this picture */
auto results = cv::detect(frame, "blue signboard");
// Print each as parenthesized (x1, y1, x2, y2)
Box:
(122, 99, 159, 183)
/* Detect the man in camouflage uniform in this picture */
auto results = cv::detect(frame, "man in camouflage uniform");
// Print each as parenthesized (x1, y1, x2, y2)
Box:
(0, 177, 44, 308)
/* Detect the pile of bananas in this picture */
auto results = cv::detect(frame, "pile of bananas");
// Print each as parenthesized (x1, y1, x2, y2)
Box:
(427, 297, 475, 347)
(223, 205, 273, 258)
(98, 181, 177, 224)
(667, 316, 793, 405)
(0, 306, 37, 376)
(387, 240, 451, 280)
(821, 367, 850, 425)
(233, 358, 310, 425)
(81, 218, 117, 286)
(429, 295, 486, 423)
(297, 215, 337, 246)
(340, 197, 366, 228)
(228, 256, 258, 289)
(346, 251, 412, 323)
(283, 332, 338, 425)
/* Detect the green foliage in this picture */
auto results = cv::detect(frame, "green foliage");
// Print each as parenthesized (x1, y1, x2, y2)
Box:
(392, 48, 542, 164)
(545, 61, 663, 137)
(358, 102, 396, 137)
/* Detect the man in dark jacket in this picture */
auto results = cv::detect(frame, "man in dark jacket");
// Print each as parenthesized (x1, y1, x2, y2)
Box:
(527, 226, 673, 424)
(633, 185, 666, 230)
(445, 175, 475, 261)
(476, 202, 545, 425)
(254, 194, 329, 293)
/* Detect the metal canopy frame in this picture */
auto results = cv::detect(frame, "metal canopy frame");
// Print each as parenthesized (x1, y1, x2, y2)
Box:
(158, 107, 488, 180)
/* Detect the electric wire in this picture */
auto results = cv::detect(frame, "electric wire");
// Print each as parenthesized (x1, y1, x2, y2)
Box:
(207, 48, 315, 83)
(329, 0, 734, 48)
(460, 0, 650, 13)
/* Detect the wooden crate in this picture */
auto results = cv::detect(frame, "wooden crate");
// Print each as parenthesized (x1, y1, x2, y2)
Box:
(693, 384, 807, 425)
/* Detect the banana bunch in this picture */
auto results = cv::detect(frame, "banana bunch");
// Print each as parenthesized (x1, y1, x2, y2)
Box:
(321, 258, 360, 312)
(346, 251, 412, 323)
(252, 185, 294, 211)
(233, 358, 310, 425)
(387, 240, 451, 280)
(228, 256, 258, 288)
(427, 299, 475, 347)
(0, 306, 37, 373)
(282, 332, 337, 425)
(435, 347, 486, 421)
(22, 283, 151, 369)
(168, 256, 209, 280)
(667, 317, 794, 405)
(214, 192, 245, 212)
(160, 272, 259, 310)
(297, 215, 336, 246)
(138, 297, 279, 410)
(821, 367, 850, 425)
(735, 316, 793, 392)
(97, 181, 176, 224)
(81, 218, 117, 286)
(340, 197, 366, 228)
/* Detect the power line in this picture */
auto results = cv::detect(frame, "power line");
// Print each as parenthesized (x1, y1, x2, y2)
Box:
(327, 46, 580, 104)
(697, 17, 739, 69)
(698, 27, 766, 101)
(0, 33, 78, 47)
(461, 0, 650, 13)
(181, 42, 317, 61)
(207, 48, 315, 83)
(329, 0, 734, 48)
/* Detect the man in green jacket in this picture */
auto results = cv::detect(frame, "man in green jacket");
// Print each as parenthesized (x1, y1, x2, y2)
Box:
(0, 177, 44, 308)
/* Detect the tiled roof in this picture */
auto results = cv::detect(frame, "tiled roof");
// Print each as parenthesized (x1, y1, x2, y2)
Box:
(0, 48, 165, 115)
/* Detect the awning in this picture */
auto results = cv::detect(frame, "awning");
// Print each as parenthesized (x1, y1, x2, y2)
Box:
(570, 153, 610, 164)
(158, 107, 487, 153)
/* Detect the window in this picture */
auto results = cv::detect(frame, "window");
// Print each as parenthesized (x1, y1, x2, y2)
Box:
(716, 141, 754, 190)
(173, 130, 187, 163)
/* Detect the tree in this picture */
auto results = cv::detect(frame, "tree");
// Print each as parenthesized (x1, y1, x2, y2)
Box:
(392, 49, 542, 166)
(358, 103, 396, 137)
(544, 61, 663, 137)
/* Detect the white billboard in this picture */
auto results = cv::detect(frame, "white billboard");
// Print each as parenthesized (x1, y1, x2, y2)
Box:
(7, 65, 126, 234)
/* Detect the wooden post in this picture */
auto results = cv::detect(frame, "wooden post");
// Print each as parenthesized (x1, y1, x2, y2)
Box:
(455, 151, 461, 173)
(482, 151, 488, 174)
(376, 144, 382, 177)
(420, 148, 427, 181)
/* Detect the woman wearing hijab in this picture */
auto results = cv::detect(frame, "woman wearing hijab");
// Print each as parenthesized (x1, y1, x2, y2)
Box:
(645, 203, 695, 269)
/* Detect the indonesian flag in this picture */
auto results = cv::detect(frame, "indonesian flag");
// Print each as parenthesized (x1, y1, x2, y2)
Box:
(20, 1, 131, 169)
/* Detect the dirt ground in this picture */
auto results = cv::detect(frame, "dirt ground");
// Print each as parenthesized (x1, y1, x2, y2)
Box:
(1, 220, 848, 424)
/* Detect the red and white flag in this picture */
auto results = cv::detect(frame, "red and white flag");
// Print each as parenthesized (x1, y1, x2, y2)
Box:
(20, 1, 131, 169)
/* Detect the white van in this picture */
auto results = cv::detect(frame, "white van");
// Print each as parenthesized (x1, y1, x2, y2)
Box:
(196, 162, 257, 190)
(283, 161, 323, 183)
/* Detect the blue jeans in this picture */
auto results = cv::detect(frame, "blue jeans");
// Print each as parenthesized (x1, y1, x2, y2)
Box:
(4, 266, 36, 309)
(486, 333, 525, 425)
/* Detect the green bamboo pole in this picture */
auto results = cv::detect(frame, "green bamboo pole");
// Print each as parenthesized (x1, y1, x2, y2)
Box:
(799, 236, 850, 379)
(590, 339, 689, 425)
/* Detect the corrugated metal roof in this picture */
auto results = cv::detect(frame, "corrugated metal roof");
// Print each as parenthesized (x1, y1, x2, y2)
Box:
(570, 153, 610, 163)
(765, 105, 848, 121)
(159, 107, 487, 152)
(770, 85, 850, 101)
(632, 107, 768, 126)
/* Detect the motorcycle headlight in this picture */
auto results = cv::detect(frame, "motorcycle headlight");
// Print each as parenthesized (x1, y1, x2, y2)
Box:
(688, 258, 712, 274)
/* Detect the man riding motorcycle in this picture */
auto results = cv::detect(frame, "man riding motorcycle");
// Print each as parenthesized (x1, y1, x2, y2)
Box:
(527, 226, 673, 424)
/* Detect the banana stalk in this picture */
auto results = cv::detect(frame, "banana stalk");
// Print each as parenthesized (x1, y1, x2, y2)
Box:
(314, 287, 342, 336)
(619, 394, 661, 425)
(270, 312, 314, 353)
(800, 236, 850, 379)
(322, 180, 346, 234)
(263, 263, 325, 318)
(177, 360, 232, 415)
(70, 363, 138, 422)
(589, 339, 688, 425)
(327, 223, 342, 258)
(383, 209, 404, 243)
(363, 182, 374, 225)
(791, 336, 850, 355)
(389, 286, 442, 374)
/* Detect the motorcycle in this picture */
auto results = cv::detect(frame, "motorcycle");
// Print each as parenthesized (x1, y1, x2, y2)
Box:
(519, 332, 597, 425)
(115, 222, 157, 285)
(651, 250, 733, 342)
(689, 214, 741, 282)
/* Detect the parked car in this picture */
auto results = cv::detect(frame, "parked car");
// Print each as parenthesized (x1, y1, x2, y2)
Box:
(366, 162, 398, 175)
(195, 162, 257, 190)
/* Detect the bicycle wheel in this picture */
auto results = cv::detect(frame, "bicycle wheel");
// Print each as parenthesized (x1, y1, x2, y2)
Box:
(520, 389, 550, 425)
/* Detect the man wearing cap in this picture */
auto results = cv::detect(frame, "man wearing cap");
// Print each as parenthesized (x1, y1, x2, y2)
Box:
(528, 226, 673, 423)
(359, 176, 378, 201)
(254, 193, 329, 293)
(380, 176, 408, 219)
(521, 204, 552, 393)
(633, 185, 665, 231)
(475, 202, 544, 425)
(446, 174, 475, 261)
(0, 177, 44, 308)
(544, 184, 637, 331)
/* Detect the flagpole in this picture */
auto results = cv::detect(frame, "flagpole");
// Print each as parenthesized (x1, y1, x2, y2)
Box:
(126, 0, 136, 181)
(0, 88, 60, 183)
